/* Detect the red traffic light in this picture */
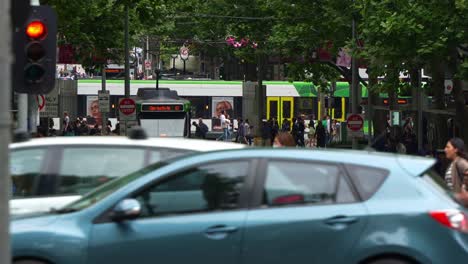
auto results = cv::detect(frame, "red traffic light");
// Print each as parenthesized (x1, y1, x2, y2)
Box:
(26, 21, 46, 39)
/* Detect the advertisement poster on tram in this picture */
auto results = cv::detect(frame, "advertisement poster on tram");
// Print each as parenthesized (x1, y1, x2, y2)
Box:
(212, 97, 234, 131)
(86, 96, 103, 127)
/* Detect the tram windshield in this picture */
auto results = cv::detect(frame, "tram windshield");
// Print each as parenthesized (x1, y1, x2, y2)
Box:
(139, 111, 187, 137)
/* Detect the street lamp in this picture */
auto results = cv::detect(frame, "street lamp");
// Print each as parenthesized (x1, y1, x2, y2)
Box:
(154, 68, 161, 90)
(171, 54, 178, 77)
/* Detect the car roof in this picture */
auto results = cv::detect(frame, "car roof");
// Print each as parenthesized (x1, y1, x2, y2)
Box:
(9, 136, 245, 152)
(165, 148, 435, 176)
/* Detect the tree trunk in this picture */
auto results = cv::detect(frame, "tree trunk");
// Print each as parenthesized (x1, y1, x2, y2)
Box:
(368, 69, 387, 149)
(431, 59, 449, 149)
(410, 67, 422, 150)
(369, 76, 385, 136)
(257, 54, 266, 118)
(449, 47, 468, 141)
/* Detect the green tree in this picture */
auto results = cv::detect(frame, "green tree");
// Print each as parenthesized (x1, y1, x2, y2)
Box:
(358, 0, 468, 146)
(43, 0, 176, 68)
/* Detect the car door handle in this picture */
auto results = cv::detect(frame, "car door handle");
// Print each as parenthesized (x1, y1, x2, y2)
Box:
(324, 216, 358, 225)
(205, 225, 238, 234)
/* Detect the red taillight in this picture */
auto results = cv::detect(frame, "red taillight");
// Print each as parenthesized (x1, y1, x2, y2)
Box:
(430, 210, 468, 233)
(273, 194, 304, 205)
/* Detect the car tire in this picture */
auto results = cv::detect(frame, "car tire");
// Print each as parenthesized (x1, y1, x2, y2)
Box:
(14, 260, 48, 264)
(368, 258, 413, 264)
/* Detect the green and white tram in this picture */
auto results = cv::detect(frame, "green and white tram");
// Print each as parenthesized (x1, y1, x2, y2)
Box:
(135, 88, 191, 137)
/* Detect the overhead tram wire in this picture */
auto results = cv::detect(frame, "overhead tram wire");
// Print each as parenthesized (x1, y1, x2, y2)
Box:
(172, 13, 313, 21)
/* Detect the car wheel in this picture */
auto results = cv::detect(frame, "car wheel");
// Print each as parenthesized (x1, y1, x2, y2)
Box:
(14, 260, 48, 264)
(368, 258, 414, 264)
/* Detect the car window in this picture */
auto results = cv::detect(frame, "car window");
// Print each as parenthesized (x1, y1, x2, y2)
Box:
(263, 161, 355, 206)
(133, 161, 249, 217)
(58, 161, 170, 213)
(58, 147, 146, 195)
(345, 164, 389, 200)
(148, 149, 194, 165)
(422, 169, 457, 201)
(10, 148, 46, 198)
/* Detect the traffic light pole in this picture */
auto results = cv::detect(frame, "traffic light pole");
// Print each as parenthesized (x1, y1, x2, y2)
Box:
(101, 66, 107, 135)
(0, 0, 12, 263)
(351, 11, 359, 150)
(124, 5, 130, 98)
(28, 95, 38, 134)
(17, 94, 28, 131)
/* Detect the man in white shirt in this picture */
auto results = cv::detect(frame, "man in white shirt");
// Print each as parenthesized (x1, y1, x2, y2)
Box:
(326, 115, 331, 134)
(217, 110, 228, 141)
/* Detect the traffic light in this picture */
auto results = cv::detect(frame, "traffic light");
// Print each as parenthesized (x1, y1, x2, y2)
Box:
(13, 6, 57, 94)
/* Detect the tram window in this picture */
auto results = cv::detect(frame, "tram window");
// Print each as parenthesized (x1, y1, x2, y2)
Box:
(283, 101, 291, 119)
(333, 98, 343, 119)
(270, 101, 278, 120)
(234, 97, 243, 118)
(184, 97, 210, 119)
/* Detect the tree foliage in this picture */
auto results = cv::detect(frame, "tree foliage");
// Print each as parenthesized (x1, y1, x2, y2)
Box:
(45, 0, 467, 86)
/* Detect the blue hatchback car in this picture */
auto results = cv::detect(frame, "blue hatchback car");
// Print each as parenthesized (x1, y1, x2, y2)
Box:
(11, 149, 468, 264)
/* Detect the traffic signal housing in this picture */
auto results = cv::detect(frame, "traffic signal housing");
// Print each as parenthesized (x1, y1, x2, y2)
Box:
(13, 6, 57, 94)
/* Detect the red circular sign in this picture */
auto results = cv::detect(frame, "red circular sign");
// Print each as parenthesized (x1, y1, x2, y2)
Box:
(119, 98, 136, 115)
(347, 114, 364, 131)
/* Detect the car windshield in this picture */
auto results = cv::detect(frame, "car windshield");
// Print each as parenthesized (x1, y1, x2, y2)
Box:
(54, 161, 169, 213)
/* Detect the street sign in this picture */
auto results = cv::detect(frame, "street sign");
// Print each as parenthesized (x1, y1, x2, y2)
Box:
(179, 46, 189, 60)
(346, 114, 364, 138)
(445, 80, 453, 95)
(390, 111, 401, 126)
(39, 84, 59, 118)
(119, 98, 136, 121)
(98, 90, 110, 113)
(144, 60, 151, 70)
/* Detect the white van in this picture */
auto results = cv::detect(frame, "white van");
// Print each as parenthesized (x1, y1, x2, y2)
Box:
(10, 136, 244, 215)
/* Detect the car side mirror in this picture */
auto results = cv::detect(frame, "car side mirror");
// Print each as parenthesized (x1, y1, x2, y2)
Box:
(111, 199, 141, 222)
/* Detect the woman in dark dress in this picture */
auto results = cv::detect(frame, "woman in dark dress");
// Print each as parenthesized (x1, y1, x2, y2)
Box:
(315, 120, 326, 148)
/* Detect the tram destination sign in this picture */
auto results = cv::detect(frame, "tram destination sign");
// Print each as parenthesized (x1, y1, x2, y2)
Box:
(141, 103, 184, 112)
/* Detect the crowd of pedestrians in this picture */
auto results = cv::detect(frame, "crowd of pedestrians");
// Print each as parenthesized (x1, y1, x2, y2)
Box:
(39, 112, 120, 137)
(261, 114, 340, 148)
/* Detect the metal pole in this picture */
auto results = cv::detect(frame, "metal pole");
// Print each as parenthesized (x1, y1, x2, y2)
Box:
(28, 95, 38, 134)
(146, 36, 149, 78)
(417, 69, 423, 152)
(351, 12, 359, 149)
(134, 46, 138, 80)
(17, 94, 28, 131)
(367, 69, 373, 147)
(124, 5, 130, 98)
(368, 94, 373, 147)
(101, 66, 107, 135)
(0, 0, 12, 262)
